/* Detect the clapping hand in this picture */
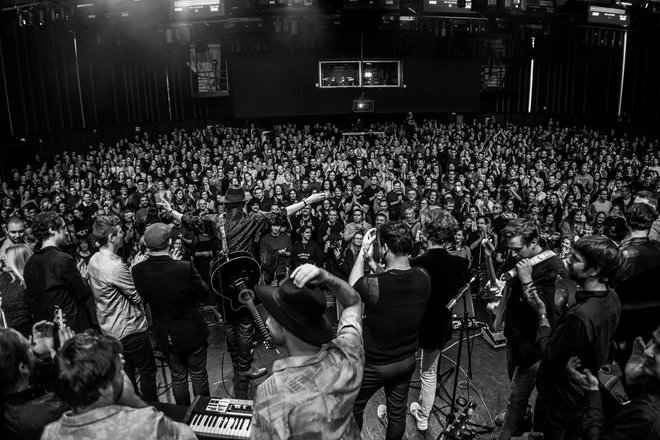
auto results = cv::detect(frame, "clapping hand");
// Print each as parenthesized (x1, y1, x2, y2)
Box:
(77, 261, 89, 280)
(566, 356, 599, 391)
(170, 248, 182, 261)
(625, 336, 647, 384)
(132, 252, 149, 267)
(524, 285, 546, 315)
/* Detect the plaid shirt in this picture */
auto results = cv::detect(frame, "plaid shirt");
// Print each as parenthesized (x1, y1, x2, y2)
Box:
(251, 307, 364, 439)
(42, 405, 196, 440)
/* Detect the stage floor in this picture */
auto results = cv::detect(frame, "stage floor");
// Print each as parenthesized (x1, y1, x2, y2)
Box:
(157, 298, 518, 439)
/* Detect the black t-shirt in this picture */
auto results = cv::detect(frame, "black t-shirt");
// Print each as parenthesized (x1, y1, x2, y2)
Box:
(411, 249, 471, 349)
(355, 267, 431, 364)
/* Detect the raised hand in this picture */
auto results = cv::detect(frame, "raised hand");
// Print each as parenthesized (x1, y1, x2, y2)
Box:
(306, 193, 326, 205)
(77, 261, 89, 280)
(157, 199, 172, 212)
(170, 248, 182, 261)
(361, 228, 378, 253)
(290, 264, 327, 288)
(58, 325, 75, 345)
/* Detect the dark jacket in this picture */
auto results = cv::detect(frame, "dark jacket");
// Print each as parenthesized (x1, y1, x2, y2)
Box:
(131, 255, 210, 352)
(411, 248, 471, 349)
(0, 357, 68, 440)
(0, 272, 33, 337)
(536, 289, 621, 414)
(583, 378, 660, 440)
(612, 236, 660, 287)
(611, 236, 660, 358)
(24, 246, 95, 333)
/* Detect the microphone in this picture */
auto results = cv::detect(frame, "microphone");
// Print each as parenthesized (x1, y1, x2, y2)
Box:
(500, 250, 556, 281)
(446, 276, 476, 310)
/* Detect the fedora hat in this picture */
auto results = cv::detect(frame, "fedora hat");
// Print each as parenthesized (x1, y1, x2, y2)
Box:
(255, 279, 333, 346)
(220, 187, 251, 204)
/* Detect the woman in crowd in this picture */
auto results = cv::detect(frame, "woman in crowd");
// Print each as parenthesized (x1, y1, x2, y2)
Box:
(447, 229, 472, 262)
(556, 236, 573, 269)
(291, 225, 325, 269)
(560, 209, 586, 242)
(0, 245, 33, 337)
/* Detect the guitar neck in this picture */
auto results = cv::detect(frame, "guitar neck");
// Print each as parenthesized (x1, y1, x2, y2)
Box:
(485, 253, 498, 285)
(244, 299, 273, 350)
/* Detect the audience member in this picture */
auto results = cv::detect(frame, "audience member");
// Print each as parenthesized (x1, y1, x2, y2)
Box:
(131, 223, 211, 406)
(41, 332, 195, 440)
(0, 115, 658, 439)
(88, 215, 157, 402)
(0, 216, 27, 267)
(0, 322, 72, 440)
(0, 244, 33, 336)
(527, 235, 621, 440)
(24, 212, 97, 333)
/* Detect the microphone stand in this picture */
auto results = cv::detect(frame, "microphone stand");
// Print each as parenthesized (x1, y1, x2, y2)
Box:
(438, 277, 493, 440)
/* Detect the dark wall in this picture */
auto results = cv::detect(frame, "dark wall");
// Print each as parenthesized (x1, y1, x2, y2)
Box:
(229, 54, 481, 118)
(483, 25, 660, 135)
(2, 16, 660, 146)
(0, 19, 231, 140)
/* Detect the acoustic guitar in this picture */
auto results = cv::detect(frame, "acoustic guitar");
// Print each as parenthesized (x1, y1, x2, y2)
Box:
(483, 239, 510, 333)
(209, 216, 275, 350)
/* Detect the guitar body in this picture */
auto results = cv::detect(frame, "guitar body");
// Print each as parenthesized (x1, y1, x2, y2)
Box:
(210, 251, 275, 350)
(210, 251, 262, 313)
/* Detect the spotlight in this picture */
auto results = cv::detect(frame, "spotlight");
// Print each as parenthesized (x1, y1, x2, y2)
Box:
(352, 98, 374, 113)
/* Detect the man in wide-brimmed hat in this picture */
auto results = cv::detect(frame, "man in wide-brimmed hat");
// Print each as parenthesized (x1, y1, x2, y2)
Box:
(157, 186, 325, 398)
(250, 263, 364, 439)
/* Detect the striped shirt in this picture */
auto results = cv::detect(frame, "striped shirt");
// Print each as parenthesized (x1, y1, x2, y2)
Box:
(182, 210, 282, 255)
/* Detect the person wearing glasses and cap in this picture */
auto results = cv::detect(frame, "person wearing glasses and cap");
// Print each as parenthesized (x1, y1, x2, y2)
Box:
(250, 263, 363, 439)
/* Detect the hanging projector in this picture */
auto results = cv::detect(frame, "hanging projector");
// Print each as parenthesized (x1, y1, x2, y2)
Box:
(352, 94, 374, 113)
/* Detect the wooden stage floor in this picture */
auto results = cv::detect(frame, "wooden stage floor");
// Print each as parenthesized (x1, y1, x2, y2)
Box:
(158, 297, 515, 439)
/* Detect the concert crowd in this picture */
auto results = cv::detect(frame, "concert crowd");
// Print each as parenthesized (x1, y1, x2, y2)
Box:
(0, 115, 659, 440)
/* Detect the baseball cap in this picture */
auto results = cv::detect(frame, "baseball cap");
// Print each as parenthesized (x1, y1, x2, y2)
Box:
(142, 223, 172, 251)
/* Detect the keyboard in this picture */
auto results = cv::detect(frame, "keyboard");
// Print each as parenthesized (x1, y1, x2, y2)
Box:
(184, 396, 253, 439)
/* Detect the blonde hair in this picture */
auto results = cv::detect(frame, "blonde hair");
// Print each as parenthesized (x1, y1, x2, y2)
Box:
(5, 244, 32, 286)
